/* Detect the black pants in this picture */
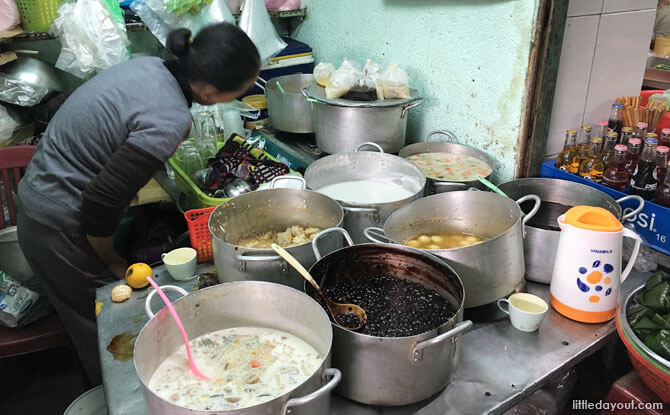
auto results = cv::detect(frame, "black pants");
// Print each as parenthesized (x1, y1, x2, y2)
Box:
(16, 209, 116, 386)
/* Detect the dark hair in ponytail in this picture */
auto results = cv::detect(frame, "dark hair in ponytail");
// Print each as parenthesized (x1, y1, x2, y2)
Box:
(166, 23, 260, 93)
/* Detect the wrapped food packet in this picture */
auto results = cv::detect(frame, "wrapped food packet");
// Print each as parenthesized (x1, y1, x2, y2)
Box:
(0, 270, 50, 328)
(363, 59, 384, 100)
(313, 62, 335, 87)
(325, 69, 357, 99)
(342, 73, 378, 101)
(381, 63, 410, 99)
(339, 58, 362, 74)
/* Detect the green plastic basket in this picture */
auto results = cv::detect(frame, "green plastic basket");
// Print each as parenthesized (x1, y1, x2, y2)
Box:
(16, 0, 64, 33)
(169, 135, 300, 209)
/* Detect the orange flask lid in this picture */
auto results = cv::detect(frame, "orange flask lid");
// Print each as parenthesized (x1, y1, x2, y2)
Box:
(562, 206, 622, 232)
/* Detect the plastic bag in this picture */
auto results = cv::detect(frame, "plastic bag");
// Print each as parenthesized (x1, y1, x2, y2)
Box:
(0, 73, 51, 106)
(381, 63, 410, 99)
(225, 0, 243, 13)
(51, 0, 130, 79)
(0, 270, 51, 328)
(0, 104, 17, 144)
(265, 0, 301, 11)
(313, 62, 335, 87)
(342, 73, 378, 101)
(325, 69, 357, 99)
(0, 0, 20, 31)
(363, 59, 384, 100)
(339, 58, 362, 74)
(239, 0, 287, 63)
(130, 0, 234, 46)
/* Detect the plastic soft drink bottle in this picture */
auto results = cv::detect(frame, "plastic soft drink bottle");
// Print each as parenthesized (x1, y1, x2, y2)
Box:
(629, 137, 659, 199)
(556, 129, 579, 173)
(578, 137, 604, 182)
(602, 144, 629, 191)
(624, 138, 642, 178)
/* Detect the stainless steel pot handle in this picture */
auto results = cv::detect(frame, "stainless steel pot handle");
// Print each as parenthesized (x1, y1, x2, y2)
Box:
(270, 175, 306, 189)
(145, 285, 189, 319)
(432, 181, 467, 191)
(342, 206, 378, 213)
(255, 76, 267, 92)
(616, 195, 644, 222)
(235, 253, 281, 262)
(312, 227, 354, 260)
(412, 320, 473, 363)
(281, 368, 342, 414)
(354, 142, 384, 153)
(401, 98, 423, 118)
(515, 194, 541, 238)
(363, 227, 395, 244)
(426, 129, 456, 143)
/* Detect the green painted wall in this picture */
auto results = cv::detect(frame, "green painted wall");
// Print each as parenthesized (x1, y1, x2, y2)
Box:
(294, 0, 539, 181)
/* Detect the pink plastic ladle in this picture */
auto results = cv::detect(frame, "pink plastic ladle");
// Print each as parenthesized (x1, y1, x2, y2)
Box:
(146, 276, 212, 381)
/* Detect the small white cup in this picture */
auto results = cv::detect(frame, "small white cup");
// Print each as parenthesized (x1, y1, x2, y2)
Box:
(162, 247, 197, 281)
(497, 293, 548, 332)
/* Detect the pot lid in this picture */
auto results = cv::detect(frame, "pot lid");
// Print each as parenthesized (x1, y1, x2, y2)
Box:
(302, 84, 421, 108)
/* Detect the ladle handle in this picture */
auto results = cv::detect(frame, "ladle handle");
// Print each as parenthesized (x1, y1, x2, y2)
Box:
(271, 244, 321, 292)
(145, 284, 189, 319)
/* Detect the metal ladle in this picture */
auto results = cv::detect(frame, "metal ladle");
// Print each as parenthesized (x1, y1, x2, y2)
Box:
(271, 243, 367, 331)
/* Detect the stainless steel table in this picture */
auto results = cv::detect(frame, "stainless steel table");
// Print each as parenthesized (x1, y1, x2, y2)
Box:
(96, 267, 649, 415)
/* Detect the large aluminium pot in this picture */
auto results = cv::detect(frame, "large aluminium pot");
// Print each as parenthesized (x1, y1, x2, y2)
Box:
(399, 130, 495, 194)
(301, 84, 423, 154)
(208, 179, 344, 289)
(496, 178, 644, 284)
(135, 281, 341, 415)
(306, 228, 472, 406)
(265, 74, 315, 133)
(365, 191, 541, 308)
(304, 143, 426, 244)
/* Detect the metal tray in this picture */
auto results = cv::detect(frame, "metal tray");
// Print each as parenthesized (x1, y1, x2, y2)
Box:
(302, 84, 420, 108)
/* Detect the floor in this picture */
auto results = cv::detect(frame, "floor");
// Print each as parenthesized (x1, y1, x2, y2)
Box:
(0, 347, 87, 415)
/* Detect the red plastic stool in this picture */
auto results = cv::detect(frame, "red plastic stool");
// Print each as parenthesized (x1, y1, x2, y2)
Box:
(602, 371, 667, 414)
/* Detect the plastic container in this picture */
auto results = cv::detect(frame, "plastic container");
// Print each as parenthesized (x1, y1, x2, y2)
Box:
(241, 94, 269, 129)
(639, 90, 670, 136)
(15, 0, 64, 32)
(541, 160, 670, 256)
(184, 206, 215, 263)
(169, 134, 299, 209)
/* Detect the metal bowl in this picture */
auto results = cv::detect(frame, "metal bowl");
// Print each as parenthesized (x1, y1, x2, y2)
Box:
(0, 56, 67, 92)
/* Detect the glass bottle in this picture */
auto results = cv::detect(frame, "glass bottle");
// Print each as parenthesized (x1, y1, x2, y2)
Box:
(602, 144, 629, 191)
(624, 138, 642, 178)
(661, 128, 670, 148)
(620, 127, 634, 146)
(655, 146, 669, 187)
(629, 137, 659, 199)
(646, 132, 659, 142)
(593, 120, 608, 139)
(600, 131, 618, 168)
(633, 122, 648, 139)
(655, 161, 670, 208)
(608, 103, 624, 136)
(579, 137, 604, 182)
(556, 129, 579, 173)
(576, 125, 593, 162)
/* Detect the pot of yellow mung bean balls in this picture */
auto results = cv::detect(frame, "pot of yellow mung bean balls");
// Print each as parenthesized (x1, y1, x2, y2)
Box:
(364, 191, 541, 308)
(399, 130, 495, 195)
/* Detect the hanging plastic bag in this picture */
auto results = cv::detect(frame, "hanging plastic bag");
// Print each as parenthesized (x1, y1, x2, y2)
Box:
(0, 104, 17, 144)
(313, 62, 335, 87)
(381, 63, 410, 99)
(51, 0, 130, 79)
(238, 0, 287, 63)
(130, 0, 234, 46)
(0, 0, 20, 31)
(325, 69, 357, 99)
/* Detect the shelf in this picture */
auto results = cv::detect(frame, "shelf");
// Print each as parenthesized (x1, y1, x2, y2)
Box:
(1, 8, 306, 44)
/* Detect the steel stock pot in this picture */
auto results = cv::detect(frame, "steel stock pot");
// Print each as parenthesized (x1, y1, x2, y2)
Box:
(265, 74, 315, 133)
(208, 177, 344, 289)
(305, 228, 471, 406)
(134, 281, 341, 415)
(365, 191, 541, 308)
(304, 143, 426, 244)
(496, 178, 644, 284)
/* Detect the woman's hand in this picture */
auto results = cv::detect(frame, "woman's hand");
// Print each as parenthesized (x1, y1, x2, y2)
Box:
(86, 234, 128, 280)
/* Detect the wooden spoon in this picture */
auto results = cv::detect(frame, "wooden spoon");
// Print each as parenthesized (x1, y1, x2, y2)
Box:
(271, 243, 367, 331)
